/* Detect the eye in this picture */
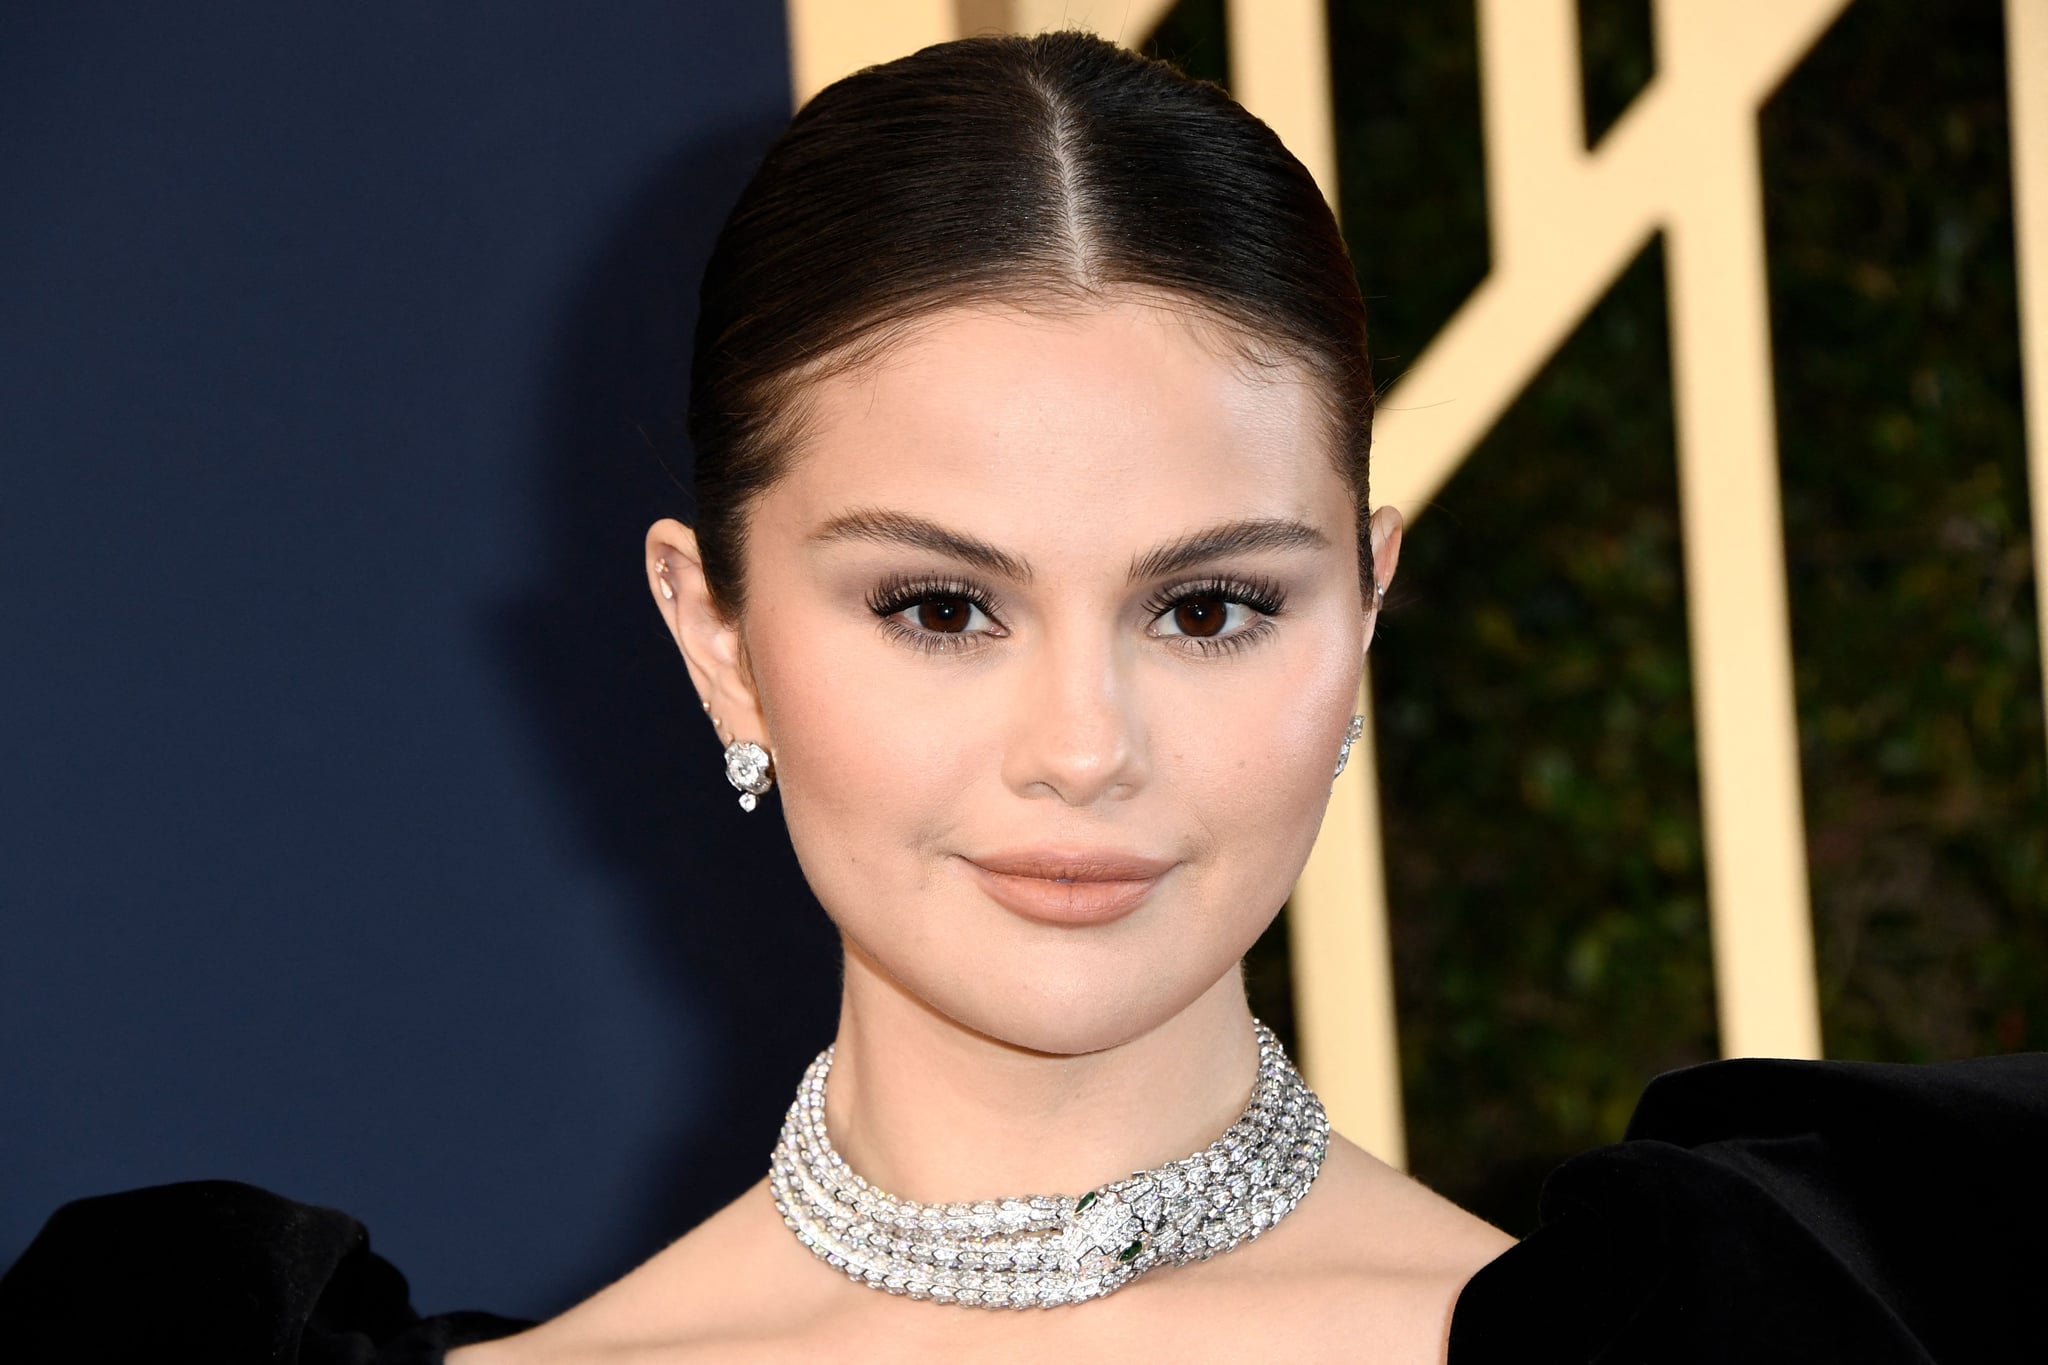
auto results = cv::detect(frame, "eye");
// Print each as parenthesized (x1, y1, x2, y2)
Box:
(866, 575, 1007, 655)
(1153, 593, 1254, 639)
(1144, 578, 1286, 655)
(891, 593, 996, 636)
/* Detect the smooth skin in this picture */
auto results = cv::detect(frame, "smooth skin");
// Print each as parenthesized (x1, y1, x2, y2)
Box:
(453, 294, 1512, 1364)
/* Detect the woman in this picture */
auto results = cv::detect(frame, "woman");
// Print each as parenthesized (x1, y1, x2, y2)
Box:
(4, 29, 2042, 1364)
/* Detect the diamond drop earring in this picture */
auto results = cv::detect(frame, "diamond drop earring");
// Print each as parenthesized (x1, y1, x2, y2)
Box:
(1332, 714, 1366, 780)
(724, 739, 774, 812)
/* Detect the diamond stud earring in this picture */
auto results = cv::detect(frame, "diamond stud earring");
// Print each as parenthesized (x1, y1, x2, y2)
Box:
(724, 739, 774, 812)
(1333, 714, 1366, 780)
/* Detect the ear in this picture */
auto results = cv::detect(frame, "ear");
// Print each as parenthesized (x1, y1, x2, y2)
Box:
(644, 517, 769, 751)
(1362, 504, 1404, 654)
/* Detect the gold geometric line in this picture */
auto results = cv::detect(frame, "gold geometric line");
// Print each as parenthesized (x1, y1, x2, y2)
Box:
(1289, 667, 1405, 1168)
(2010, 0, 2048, 783)
(1226, 0, 1338, 210)
(1009, 0, 1180, 45)
(1371, 0, 1856, 522)
(787, 0, 952, 110)
(1657, 0, 1828, 1060)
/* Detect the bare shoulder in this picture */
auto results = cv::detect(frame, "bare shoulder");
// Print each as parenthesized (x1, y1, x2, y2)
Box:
(1304, 1131, 1518, 1274)
(446, 1175, 839, 1365)
(1184, 1132, 1517, 1359)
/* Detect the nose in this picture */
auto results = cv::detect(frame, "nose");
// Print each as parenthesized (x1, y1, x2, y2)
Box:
(1001, 625, 1147, 806)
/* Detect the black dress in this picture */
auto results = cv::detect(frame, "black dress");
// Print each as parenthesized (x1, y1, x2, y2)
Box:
(4, 1053, 2044, 1363)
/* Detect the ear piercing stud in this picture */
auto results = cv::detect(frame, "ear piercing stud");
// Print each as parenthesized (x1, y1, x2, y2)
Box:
(657, 557, 675, 600)
(724, 740, 774, 812)
(672, 604, 766, 811)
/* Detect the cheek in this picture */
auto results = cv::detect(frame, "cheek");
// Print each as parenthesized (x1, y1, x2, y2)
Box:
(1161, 627, 1362, 897)
(746, 614, 980, 902)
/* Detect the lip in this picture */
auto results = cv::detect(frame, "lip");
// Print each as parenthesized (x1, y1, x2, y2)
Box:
(961, 848, 1175, 926)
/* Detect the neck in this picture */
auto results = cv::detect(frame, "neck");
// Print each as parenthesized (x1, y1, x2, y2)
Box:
(820, 945, 1262, 1202)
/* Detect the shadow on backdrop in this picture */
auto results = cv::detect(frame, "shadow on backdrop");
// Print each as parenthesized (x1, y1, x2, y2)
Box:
(491, 116, 843, 1262)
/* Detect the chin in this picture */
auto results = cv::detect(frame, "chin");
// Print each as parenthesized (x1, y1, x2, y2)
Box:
(914, 930, 1249, 1058)
(940, 989, 1196, 1058)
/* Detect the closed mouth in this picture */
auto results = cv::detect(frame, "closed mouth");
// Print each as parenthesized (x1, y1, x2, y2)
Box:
(960, 850, 1174, 925)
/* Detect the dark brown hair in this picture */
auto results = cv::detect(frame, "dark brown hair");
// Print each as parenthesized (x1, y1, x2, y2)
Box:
(687, 29, 1374, 618)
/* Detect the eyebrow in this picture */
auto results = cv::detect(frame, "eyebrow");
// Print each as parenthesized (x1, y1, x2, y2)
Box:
(809, 507, 1330, 584)
(1126, 518, 1330, 581)
(810, 507, 1034, 582)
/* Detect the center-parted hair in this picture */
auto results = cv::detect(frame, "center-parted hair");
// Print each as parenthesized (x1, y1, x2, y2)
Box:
(688, 29, 1375, 618)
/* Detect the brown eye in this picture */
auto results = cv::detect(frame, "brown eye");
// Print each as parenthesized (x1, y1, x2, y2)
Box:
(916, 597, 975, 633)
(1172, 595, 1228, 638)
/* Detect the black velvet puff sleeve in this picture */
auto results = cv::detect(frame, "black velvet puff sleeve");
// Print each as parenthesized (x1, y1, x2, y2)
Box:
(8, 1056, 2045, 1363)
(1447, 1052, 2048, 1364)
(0, 1179, 532, 1364)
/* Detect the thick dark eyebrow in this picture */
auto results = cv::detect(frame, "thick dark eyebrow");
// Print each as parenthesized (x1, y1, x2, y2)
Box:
(1126, 518, 1330, 581)
(808, 508, 1329, 586)
(809, 507, 1034, 582)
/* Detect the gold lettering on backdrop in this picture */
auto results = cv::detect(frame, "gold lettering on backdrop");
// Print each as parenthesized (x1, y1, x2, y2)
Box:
(783, 0, 2048, 1167)
(1293, 0, 1857, 1167)
(2013, 0, 2048, 788)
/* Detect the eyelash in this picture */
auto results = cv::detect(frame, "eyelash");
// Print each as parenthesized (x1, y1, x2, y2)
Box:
(866, 575, 1005, 656)
(1142, 576, 1286, 657)
(865, 574, 1288, 658)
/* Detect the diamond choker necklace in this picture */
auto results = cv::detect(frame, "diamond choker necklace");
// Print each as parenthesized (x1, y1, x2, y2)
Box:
(767, 1019, 1330, 1309)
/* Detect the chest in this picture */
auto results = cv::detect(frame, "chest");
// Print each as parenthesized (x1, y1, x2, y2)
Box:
(770, 1267, 1456, 1365)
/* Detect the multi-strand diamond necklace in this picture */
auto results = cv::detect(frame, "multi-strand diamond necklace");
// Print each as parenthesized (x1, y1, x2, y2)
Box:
(767, 1019, 1329, 1309)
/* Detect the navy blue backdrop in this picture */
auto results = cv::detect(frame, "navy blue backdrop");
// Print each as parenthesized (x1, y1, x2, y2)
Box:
(0, 2, 845, 1318)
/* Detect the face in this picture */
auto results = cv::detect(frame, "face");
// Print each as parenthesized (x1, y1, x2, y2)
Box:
(654, 296, 1398, 1056)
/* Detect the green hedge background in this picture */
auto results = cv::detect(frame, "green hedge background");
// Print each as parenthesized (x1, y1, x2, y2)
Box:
(1149, 0, 2048, 1232)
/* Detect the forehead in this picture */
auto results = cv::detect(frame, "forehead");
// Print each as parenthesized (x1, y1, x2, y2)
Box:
(772, 297, 1343, 539)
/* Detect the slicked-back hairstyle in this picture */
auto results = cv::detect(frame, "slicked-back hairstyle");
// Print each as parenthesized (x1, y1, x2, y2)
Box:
(687, 29, 1375, 620)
